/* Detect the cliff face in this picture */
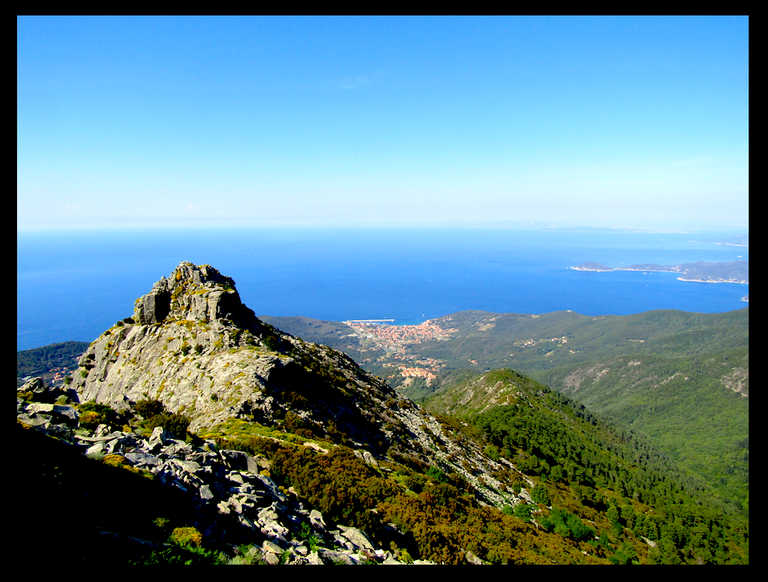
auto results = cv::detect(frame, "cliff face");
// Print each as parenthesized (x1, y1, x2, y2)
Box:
(71, 262, 281, 433)
(69, 262, 524, 508)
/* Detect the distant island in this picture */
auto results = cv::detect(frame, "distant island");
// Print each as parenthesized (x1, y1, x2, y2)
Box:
(571, 260, 748, 284)
(570, 262, 613, 272)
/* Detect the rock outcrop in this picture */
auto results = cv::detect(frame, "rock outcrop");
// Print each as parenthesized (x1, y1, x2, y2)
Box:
(132, 262, 254, 327)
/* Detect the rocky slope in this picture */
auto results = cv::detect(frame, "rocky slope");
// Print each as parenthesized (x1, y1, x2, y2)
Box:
(16, 377, 432, 564)
(67, 262, 527, 509)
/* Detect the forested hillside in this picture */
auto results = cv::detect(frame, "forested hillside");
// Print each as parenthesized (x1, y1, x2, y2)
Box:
(263, 308, 748, 514)
(422, 369, 748, 564)
(405, 308, 749, 513)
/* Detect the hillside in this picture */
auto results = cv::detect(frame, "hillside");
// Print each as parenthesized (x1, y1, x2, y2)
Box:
(16, 261, 749, 564)
(421, 369, 748, 564)
(263, 308, 749, 513)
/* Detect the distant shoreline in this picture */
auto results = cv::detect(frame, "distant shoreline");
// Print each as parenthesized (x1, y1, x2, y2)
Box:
(571, 260, 748, 285)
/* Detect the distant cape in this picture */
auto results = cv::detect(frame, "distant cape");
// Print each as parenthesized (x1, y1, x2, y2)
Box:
(571, 260, 748, 284)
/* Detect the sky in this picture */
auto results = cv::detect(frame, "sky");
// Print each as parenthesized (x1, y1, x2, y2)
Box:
(17, 16, 748, 231)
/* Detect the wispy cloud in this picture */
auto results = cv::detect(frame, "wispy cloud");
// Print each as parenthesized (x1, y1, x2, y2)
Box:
(334, 71, 390, 90)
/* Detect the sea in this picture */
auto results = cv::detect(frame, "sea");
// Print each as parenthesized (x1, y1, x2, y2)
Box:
(17, 226, 749, 351)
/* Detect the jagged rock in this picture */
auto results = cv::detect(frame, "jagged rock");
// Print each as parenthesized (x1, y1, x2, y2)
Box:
(319, 549, 359, 565)
(309, 509, 326, 531)
(305, 551, 325, 565)
(338, 525, 375, 552)
(262, 539, 284, 554)
(18, 377, 72, 404)
(16, 414, 48, 429)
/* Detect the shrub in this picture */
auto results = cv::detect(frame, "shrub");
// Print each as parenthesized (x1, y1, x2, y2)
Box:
(513, 502, 533, 523)
(531, 484, 552, 506)
(263, 335, 280, 352)
(540, 507, 595, 542)
(78, 401, 121, 429)
(169, 526, 203, 548)
(146, 412, 191, 440)
(135, 398, 166, 419)
(134, 398, 191, 439)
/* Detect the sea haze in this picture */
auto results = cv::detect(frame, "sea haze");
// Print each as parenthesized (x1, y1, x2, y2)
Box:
(17, 227, 748, 351)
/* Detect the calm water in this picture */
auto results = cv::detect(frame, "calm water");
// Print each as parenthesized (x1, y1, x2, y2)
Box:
(17, 227, 748, 350)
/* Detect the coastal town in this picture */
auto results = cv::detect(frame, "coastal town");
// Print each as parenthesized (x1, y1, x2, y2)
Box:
(342, 319, 458, 385)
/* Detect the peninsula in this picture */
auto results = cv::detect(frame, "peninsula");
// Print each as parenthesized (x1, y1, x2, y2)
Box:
(571, 260, 748, 284)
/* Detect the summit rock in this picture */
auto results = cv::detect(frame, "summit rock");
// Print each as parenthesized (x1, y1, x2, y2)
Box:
(133, 262, 254, 326)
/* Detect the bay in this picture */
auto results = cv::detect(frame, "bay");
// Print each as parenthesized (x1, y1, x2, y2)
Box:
(17, 226, 748, 351)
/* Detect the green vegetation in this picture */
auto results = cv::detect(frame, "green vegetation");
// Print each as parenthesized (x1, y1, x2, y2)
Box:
(422, 368, 749, 565)
(535, 349, 749, 511)
(78, 401, 126, 431)
(401, 308, 749, 514)
(135, 397, 191, 440)
(204, 420, 605, 564)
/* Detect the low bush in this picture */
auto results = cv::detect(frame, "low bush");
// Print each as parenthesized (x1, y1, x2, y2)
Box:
(78, 401, 122, 430)
(134, 398, 191, 439)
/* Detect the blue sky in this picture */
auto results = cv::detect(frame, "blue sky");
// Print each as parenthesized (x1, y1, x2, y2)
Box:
(17, 16, 748, 231)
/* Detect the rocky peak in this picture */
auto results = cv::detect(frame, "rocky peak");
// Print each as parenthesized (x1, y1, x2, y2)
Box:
(133, 261, 254, 328)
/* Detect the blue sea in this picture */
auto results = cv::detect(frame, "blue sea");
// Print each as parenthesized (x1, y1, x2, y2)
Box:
(17, 226, 748, 351)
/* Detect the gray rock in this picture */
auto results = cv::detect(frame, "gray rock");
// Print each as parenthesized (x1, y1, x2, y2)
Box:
(53, 404, 79, 424)
(85, 441, 106, 459)
(16, 414, 48, 429)
(262, 539, 284, 554)
(338, 525, 375, 552)
(465, 549, 483, 565)
(124, 451, 161, 466)
(309, 509, 326, 531)
(199, 484, 215, 500)
(320, 550, 359, 565)
(26, 402, 54, 414)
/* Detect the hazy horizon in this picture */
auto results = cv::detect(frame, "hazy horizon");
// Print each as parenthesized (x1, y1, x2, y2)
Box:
(18, 16, 748, 232)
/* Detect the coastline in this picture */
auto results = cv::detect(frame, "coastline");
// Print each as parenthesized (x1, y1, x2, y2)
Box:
(677, 277, 749, 284)
(572, 260, 748, 285)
